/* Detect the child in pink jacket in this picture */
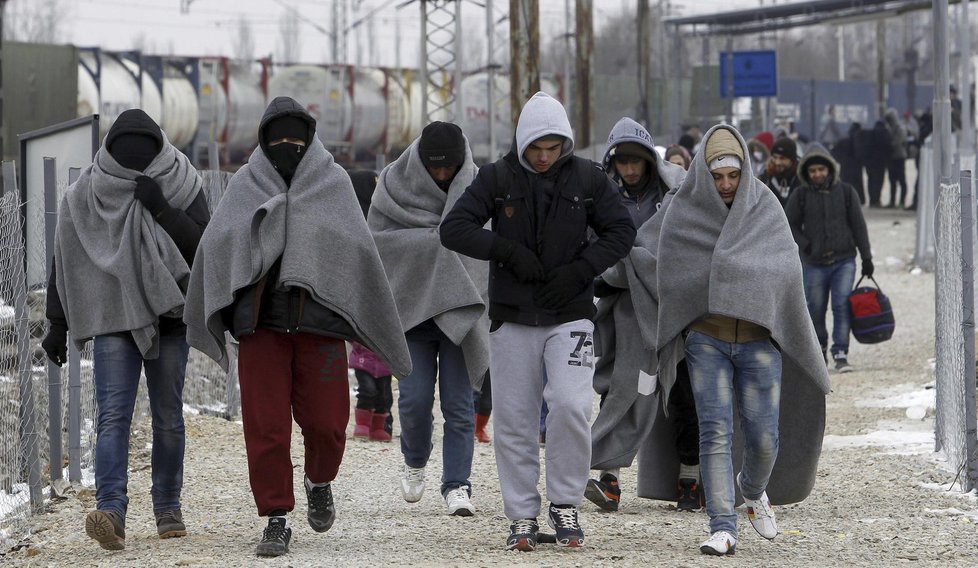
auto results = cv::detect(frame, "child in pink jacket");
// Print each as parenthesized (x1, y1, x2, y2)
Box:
(348, 341, 394, 441)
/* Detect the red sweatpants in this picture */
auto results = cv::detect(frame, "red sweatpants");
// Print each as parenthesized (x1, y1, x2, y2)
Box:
(238, 329, 350, 516)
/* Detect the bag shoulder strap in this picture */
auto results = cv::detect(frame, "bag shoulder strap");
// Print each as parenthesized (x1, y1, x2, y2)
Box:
(853, 274, 883, 293)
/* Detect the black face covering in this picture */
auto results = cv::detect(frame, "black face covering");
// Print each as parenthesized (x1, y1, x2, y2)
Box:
(267, 142, 307, 183)
(109, 133, 160, 171)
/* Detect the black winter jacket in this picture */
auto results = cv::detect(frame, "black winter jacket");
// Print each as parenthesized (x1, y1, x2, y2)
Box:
(785, 147, 872, 266)
(439, 151, 636, 326)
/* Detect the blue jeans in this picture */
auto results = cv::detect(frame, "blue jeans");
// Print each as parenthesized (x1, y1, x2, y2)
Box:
(803, 258, 856, 357)
(684, 331, 781, 536)
(398, 320, 474, 495)
(93, 333, 189, 517)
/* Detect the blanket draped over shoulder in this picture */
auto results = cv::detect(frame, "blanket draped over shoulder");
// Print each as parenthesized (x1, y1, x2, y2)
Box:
(183, 137, 411, 377)
(55, 133, 201, 358)
(605, 124, 831, 504)
(590, 158, 686, 471)
(368, 138, 489, 387)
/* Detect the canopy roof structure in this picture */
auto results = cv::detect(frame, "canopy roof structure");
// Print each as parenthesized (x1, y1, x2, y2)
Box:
(665, 0, 947, 35)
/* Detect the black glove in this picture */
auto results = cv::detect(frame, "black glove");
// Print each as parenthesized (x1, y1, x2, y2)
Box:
(862, 258, 874, 277)
(535, 261, 593, 310)
(42, 323, 68, 367)
(134, 175, 168, 217)
(490, 238, 545, 284)
(593, 277, 624, 298)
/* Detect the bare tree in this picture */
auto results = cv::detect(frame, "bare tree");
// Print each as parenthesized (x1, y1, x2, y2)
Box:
(277, 10, 301, 64)
(4, 0, 66, 43)
(231, 15, 255, 63)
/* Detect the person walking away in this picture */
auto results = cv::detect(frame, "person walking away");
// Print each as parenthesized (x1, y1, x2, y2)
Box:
(831, 122, 866, 205)
(863, 119, 891, 207)
(601, 124, 830, 556)
(369, 121, 488, 517)
(585, 117, 695, 514)
(758, 136, 801, 207)
(785, 143, 874, 373)
(440, 92, 636, 551)
(884, 108, 909, 208)
(183, 96, 411, 558)
(43, 108, 209, 550)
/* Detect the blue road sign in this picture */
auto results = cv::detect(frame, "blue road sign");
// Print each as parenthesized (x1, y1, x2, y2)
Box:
(719, 50, 778, 98)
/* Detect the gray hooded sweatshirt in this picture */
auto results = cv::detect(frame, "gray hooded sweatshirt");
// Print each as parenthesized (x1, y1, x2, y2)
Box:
(515, 91, 575, 172)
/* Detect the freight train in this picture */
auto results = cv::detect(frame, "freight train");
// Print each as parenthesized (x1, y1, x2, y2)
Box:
(64, 46, 560, 168)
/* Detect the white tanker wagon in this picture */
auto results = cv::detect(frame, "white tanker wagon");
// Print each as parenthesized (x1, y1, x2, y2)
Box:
(72, 48, 558, 168)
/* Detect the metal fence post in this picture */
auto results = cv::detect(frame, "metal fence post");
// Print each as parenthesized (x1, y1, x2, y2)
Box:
(959, 170, 978, 492)
(43, 157, 64, 496)
(66, 167, 82, 483)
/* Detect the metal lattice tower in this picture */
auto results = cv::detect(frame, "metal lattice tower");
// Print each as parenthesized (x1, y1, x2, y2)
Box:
(485, 0, 509, 158)
(420, 0, 461, 123)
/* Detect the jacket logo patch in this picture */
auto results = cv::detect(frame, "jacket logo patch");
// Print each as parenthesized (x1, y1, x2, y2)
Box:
(504, 206, 515, 218)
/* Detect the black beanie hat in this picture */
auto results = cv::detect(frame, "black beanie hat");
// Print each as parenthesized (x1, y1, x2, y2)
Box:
(264, 116, 311, 146)
(105, 109, 163, 170)
(419, 121, 465, 168)
(770, 136, 798, 160)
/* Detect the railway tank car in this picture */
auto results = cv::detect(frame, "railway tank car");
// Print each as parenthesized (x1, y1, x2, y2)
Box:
(15, 42, 562, 169)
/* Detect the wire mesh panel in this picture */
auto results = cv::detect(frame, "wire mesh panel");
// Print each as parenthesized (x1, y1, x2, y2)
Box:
(0, 186, 36, 547)
(934, 177, 973, 484)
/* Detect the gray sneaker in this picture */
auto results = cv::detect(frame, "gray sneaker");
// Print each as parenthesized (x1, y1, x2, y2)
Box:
(155, 509, 187, 539)
(833, 354, 853, 373)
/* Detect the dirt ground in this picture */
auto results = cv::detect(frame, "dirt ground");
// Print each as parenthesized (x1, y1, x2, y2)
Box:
(5, 205, 978, 568)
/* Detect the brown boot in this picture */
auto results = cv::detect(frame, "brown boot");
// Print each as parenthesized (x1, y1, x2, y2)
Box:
(353, 408, 371, 438)
(85, 510, 126, 550)
(475, 413, 491, 444)
(370, 412, 392, 442)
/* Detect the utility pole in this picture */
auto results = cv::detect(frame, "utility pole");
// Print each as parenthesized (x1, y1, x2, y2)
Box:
(574, 0, 593, 147)
(637, 0, 651, 128)
(563, 0, 572, 116)
(331, 0, 340, 62)
(0, 0, 6, 168)
(509, 0, 539, 126)
(876, 18, 886, 119)
(960, 0, 974, 158)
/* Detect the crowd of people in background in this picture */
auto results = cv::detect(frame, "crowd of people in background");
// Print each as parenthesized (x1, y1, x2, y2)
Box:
(43, 85, 931, 559)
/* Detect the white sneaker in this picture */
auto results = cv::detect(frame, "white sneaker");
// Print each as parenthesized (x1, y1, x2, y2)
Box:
(700, 530, 736, 555)
(444, 487, 475, 516)
(737, 473, 778, 539)
(401, 465, 425, 503)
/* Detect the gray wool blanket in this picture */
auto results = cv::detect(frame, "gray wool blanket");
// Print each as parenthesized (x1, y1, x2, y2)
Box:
(590, 156, 686, 471)
(368, 137, 489, 387)
(607, 124, 831, 504)
(183, 138, 412, 377)
(54, 132, 201, 358)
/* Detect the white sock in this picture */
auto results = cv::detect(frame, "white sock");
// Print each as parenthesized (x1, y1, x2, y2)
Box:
(600, 468, 619, 481)
(305, 477, 330, 490)
(679, 463, 700, 482)
(269, 515, 288, 528)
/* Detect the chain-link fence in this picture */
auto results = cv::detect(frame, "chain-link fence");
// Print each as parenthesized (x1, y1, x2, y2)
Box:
(934, 172, 978, 492)
(0, 163, 237, 550)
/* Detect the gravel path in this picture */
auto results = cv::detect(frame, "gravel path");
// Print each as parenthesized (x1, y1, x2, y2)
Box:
(6, 207, 978, 568)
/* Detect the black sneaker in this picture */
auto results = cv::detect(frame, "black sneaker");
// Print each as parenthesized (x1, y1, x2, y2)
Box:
(256, 517, 292, 557)
(305, 477, 336, 533)
(155, 509, 187, 538)
(833, 354, 853, 373)
(676, 478, 703, 512)
(584, 473, 621, 512)
(547, 504, 584, 548)
(506, 518, 539, 552)
(85, 510, 126, 551)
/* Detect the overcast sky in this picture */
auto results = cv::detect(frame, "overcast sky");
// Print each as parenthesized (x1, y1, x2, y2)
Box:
(49, 0, 758, 66)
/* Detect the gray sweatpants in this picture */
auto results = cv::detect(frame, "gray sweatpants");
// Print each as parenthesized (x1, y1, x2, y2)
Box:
(489, 319, 595, 520)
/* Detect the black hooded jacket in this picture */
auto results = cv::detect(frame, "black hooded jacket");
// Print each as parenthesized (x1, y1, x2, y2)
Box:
(784, 144, 872, 266)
